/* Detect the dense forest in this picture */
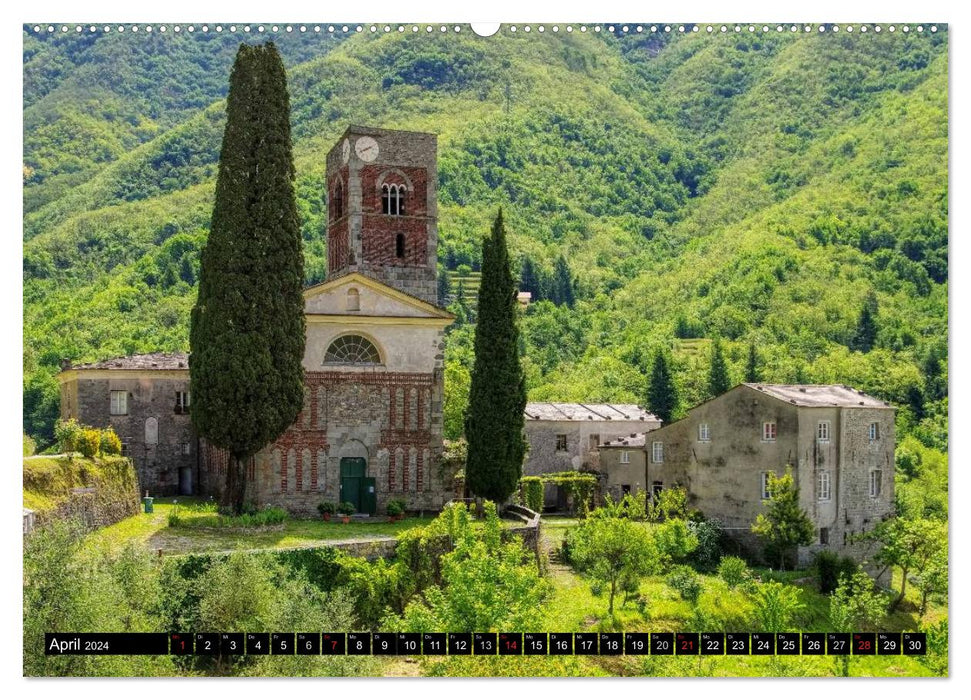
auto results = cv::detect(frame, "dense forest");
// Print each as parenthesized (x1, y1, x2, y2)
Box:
(23, 26, 947, 465)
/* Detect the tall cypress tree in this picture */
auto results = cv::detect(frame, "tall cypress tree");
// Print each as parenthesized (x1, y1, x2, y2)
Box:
(552, 255, 575, 308)
(465, 210, 527, 504)
(708, 337, 732, 397)
(851, 295, 879, 353)
(190, 43, 305, 514)
(647, 350, 678, 425)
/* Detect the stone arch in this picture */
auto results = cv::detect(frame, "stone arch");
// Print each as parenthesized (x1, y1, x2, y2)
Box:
(338, 439, 369, 461)
(375, 167, 415, 194)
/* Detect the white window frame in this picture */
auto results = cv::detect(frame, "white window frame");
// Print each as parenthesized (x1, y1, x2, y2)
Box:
(110, 390, 128, 416)
(868, 422, 880, 442)
(760, 471, 773, 500)
(762, 421, 777, 442)
(817, 470, 832, 501)
(181, 442, 191, 455)
(176, 390, 191, 413)
(620, 450, 630, 464)
(698, 423, 711, 442)
(555, 434, 568, 452)
(869, 469, 882, 498)
(817, 420, 831, 443)
(652, 441, 664, 464)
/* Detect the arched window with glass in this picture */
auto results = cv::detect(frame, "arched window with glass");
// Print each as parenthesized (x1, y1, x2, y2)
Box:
(381, 183, 405, 216)
(324, 334, 382, 365)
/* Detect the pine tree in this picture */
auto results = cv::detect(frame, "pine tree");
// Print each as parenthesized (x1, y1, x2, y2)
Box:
(520, 257, 542, 302)
(708, 337, 732, 397)
(647, 350, 678, 425)
(745, 339, 760, 383)
(437, 266, 452, 307)
(552, 255, 575, 308)
(189, 43, 305, 515)
(465, 210, 527, 504)
(851, 301, 878, 352)
(751, 467, 815, 570)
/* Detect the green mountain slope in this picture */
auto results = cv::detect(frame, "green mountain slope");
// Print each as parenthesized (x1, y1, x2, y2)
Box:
(22, 27, 948, 449)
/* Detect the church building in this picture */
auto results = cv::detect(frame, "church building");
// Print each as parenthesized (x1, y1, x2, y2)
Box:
(200, 126, 454, 515)
(62, 126, 455, 515)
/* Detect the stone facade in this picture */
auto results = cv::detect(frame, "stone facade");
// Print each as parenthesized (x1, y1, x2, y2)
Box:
(624, 384, 895, 566)
(598, 433, 650, 502)
(58, 353, 198, 496)
(523, 403, 661, 508)
(200, 125, 453, 516)
(61, 127, 454, 515)
(326, 126, 438, 305)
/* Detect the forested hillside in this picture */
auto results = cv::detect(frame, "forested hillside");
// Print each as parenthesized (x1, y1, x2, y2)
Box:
(23, 26, 948, 455)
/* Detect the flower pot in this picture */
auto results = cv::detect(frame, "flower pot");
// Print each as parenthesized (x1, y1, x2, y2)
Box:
(322, 513, 331, 522)
(341, 515, 351, 524)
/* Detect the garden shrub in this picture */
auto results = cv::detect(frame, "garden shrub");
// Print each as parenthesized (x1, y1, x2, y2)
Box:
(54, 418, 82, 454)
(99, 428, 123, 456)
(520, 476, 544, 513)
(77, 429, 102, 459)
(717, 555, 749, 589)
(666, 564, 702, 603)
(813, 550, 859, 595)
(654, 518, 699, 569)
(688, 517, 724, 572)
(168, 506, 288, 529)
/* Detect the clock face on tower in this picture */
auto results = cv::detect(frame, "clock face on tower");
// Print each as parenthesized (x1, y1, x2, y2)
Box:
(341, 138, 350, 164)
(355, 136, 380, 163)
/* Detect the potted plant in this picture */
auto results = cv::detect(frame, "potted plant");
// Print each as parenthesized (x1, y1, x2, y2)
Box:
(387, 499, 405, 522)
(337, 501, 355, 524)
(317, 501, 336, 522)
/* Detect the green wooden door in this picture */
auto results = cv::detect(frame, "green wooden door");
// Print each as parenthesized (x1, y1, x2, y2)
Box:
(340, 457, 367, 513)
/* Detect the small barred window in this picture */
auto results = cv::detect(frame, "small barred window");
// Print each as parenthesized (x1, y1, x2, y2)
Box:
(324, 335, 381, 365)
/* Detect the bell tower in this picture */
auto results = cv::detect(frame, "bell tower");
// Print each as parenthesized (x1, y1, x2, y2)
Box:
(325, 125, 439, 306)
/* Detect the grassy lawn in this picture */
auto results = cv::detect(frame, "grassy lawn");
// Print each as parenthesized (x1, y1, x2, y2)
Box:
(84, 497, 436, 557)
(536, 516, 944, 677)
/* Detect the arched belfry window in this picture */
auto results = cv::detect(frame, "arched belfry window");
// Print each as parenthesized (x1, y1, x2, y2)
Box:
(346, 288, 360, 312)
(324, 334, 382, 365)
(395, 233, 406, 259)
(382, 183, 405, 216)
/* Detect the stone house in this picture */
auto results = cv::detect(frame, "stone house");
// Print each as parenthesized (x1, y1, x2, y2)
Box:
(523, 402, 661, 508)
(58, 352, 197, 496)
(598, 432, 650, 502)
(602, 384, 895, 565)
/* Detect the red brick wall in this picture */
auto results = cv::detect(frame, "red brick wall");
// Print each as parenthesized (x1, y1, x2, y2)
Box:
(361, 216, 427, 267)
(328, 219, 349, 272)
(360, 166, 427, 216)
(359, 165, 429, 269)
